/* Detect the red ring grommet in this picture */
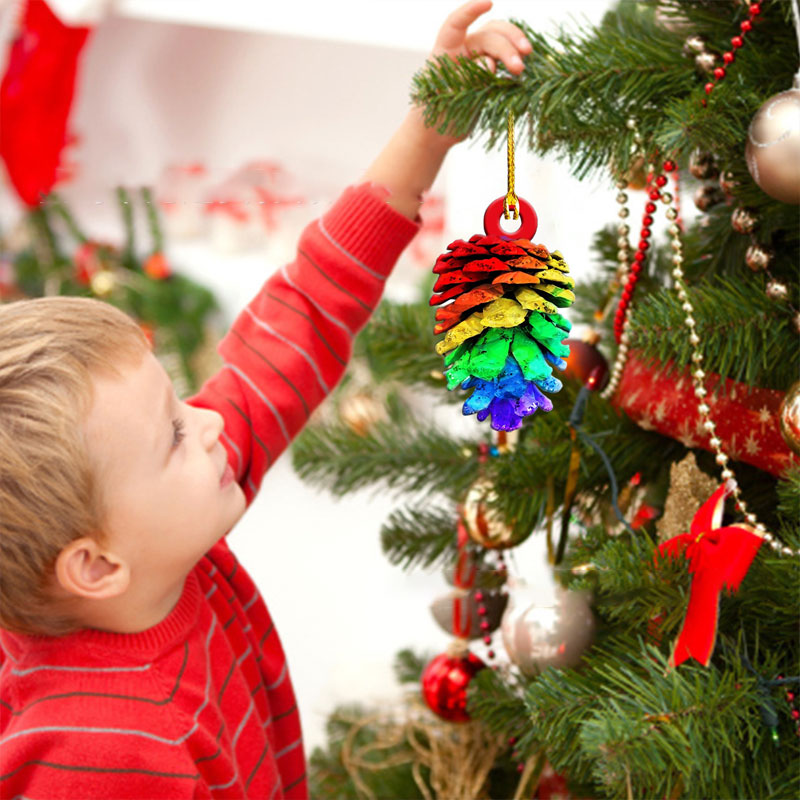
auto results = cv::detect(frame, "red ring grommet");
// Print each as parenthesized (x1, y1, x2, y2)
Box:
(483, 196, 538, 240)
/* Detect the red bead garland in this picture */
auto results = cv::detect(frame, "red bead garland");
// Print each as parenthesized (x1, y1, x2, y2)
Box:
(614, 170, 662, 343)
(702, 2, 760, 106)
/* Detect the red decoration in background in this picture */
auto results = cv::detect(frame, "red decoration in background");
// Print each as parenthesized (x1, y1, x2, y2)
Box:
(143, 252, 171, 280)
(421, 651, 486, 722)
(615, 351, 799, 477)
(656, 482, 763, 667)
(562, 338, 609, 391)
(0, 0, 93, 206)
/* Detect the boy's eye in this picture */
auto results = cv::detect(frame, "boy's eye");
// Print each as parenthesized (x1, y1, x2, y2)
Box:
(172, 417, 186, 448)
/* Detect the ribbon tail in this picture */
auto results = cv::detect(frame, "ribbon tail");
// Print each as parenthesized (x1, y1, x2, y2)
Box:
(669, 574, 721, 668)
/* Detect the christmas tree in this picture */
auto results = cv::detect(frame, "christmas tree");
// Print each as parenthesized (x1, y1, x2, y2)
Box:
(293, 1, 800, 797)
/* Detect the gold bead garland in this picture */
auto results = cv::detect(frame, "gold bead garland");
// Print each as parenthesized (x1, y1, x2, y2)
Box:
(663, 183, 798, 558)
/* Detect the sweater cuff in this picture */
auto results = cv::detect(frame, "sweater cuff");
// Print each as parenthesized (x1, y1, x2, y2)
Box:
(321, 182, 421, 278)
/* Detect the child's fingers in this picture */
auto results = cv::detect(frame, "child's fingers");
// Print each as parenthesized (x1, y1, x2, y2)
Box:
(434, 0, 493, 53)
(480, 19, 532, 54)
(467, 29, 527, 74)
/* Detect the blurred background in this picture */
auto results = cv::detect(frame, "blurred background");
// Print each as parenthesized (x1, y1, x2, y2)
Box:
(0, 0, 616, 750)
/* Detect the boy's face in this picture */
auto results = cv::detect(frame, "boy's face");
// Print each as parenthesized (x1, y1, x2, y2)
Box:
(84, 351, 246, 588)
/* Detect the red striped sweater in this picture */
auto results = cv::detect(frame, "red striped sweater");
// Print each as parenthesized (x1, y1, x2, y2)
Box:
(0, 183, 419, 799)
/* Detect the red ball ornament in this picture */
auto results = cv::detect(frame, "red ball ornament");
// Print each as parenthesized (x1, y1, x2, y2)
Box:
(723, 51, 735, 64)
(648, 188, 661, 200)
(645, 201, 657, 214)
(731, 35, 744, 49)
(562, 338, 609, 390)
(705, 82, 715, 95)
(663, 160, 676, 172)
(421, 651, 486, 722)
(740, 19, 752, 33)
(714, 67, 726, 80)
(655, 175, 668, 187)
(749, 3, 761, 15)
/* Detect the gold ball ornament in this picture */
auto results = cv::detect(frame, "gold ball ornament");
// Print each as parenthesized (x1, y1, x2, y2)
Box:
(745, 88, 800, 204)
(462, 477, 520, 549)
(339, 392, 386, 437)
(731, 207, 758, 234)
(745, 242, 773, 271)
(89, 269, 115, 297)
(779, 381, 800, 457)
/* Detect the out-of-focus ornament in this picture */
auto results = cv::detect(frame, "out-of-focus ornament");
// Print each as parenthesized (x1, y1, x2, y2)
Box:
(421, 648, 486, 722)
(656, 452, 717, 543)
(779, 381, 800, 457)
(682, 35, 706, 56)
(74, 241, 104, 285)
(430, 588, 508, 639)
(793, 311, 800, 335)
(745, 88, 800, 204)
(694, 52, 717, 73)
(689, 149, 719, 180)
(612, 153, 647, 190)
(536, 763, 571, 800)
(89, 268, 115, 297)
(205, 160, 302, 253)
(719, 171, 739, 195)
(462, 477, 520, 549)
(765, 280, 789, 302)
(339, 392, 386, 436)
(143, 251, 171, 280)
(156, 162, 209, 240)
(730, 207, 758, 234)
(501, 579, 594, 675)
(745, 242, 773, 271)
(693, 184, 725, 212)
(562, 334, 609, 391)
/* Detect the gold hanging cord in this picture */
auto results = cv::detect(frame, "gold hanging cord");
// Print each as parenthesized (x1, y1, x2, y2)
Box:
(504, 110, 519, 220)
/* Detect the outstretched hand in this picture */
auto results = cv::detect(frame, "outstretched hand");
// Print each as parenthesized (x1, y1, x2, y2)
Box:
(431, 0, 532, 77)
(362, 1, 532, 219)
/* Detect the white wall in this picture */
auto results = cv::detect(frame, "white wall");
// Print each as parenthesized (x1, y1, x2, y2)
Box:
(0, 0, 616, 751)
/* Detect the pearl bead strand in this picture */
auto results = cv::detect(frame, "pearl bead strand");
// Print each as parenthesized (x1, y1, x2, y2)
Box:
(662, 166, 797, 558)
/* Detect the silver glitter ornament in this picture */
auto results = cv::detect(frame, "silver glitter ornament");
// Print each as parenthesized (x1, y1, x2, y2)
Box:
(766, 280, 789, 302)
(695, 52, 717, 72)
(745, 243, 773, 271)
(501, 579, 594, 675)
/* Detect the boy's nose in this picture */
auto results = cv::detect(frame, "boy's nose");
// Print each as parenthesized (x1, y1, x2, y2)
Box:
(201, 407, 225, 448)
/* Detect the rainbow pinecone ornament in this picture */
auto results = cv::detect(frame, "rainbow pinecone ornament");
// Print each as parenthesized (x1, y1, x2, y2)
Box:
(430, 201, 574, 431)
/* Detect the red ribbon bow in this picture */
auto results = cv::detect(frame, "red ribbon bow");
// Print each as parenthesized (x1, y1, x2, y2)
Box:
(656, 481, 764, 668)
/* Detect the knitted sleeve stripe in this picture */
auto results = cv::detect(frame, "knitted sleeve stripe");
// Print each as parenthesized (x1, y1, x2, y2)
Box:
(188, 183, 418, 506)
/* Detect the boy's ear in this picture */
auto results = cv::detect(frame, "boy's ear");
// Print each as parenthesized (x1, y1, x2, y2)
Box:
(54, 537, 130, 600)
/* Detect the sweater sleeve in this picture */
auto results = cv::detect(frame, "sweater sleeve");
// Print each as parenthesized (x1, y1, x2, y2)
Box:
(187, 182, 419, 506)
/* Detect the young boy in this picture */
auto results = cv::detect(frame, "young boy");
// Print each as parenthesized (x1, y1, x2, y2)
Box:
(0, 3, 530, 797)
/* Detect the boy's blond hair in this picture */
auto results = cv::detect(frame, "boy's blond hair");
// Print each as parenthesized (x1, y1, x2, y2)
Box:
(0, 296, 149, 636)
